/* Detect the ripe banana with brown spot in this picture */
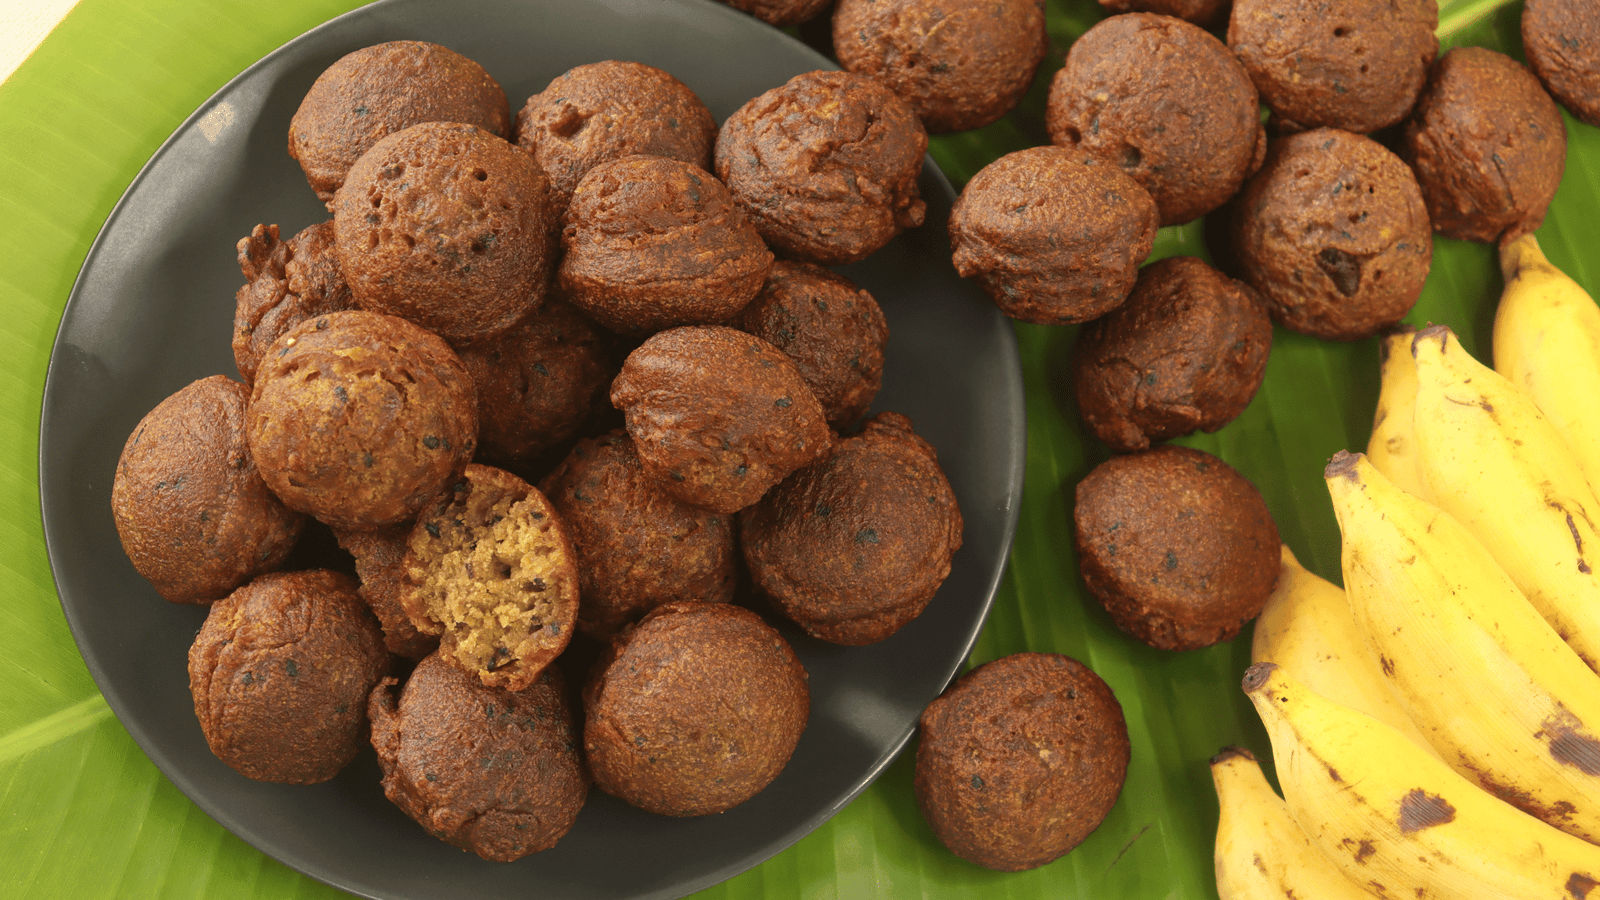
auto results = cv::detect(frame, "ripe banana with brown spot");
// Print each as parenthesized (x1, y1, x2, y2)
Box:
(1211, 745, 1381, 900)
(1326, 451, 1600, 843)
(1243, 661, 1600, 899)
(1409, 324, 1600, 676)
(1494, 233, 1600, 497)
(1251, 543, 1441, 760)
(1365, 325, 1426, 497)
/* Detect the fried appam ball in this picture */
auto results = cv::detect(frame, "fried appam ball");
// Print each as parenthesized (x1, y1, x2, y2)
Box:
(610, 326, 832, 515)
(369, 653, 588, 861)
(915, 652, 1130, 871)
(1523, 0, 1600, 127)
(188, 569, 390, 783)
(948, 145, 1159, 325)
(740, 412, 963, 645)
(1072, 256, 1272, 453)
(1232, 128, 1432, 340)
(558, 155, 773, 336)
(455, 295, 620, 469)
(540, 430, 738, 639)
(715, 69, 928, 265)
(514, 60, 718, 215)
(401, 464, 580, 692)
(1046, 12, 1266, 226)
(729, 260, 888, 429)
(583, 601, 809, 816)
(288, 41, 511, 203)
(246, 310, 478, 532)
(832, 0, 1050, 134)
(1074, 445, 1280, 651)
(232, 221, 355, 386)
(1401, 46, 1567, 245)
(1227, 0, 1438, 134)
(331, 120, 556, 347)
(112, 375, 305, 605)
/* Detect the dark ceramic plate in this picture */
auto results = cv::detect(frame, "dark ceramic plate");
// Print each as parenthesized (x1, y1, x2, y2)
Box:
(38, 0, 1026, 897)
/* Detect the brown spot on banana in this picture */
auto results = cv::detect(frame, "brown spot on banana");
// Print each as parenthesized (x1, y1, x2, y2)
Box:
(1328, 765, 1342, 782)
(1551, 730, 1600, 775)
(1539, 711, 1600, 775)
(1397, 790, 1456, 832)
(1471, 767, 1577, 823)
(1380, 655, 1395, 676)
(1340, 837, 1378, 864)
(1569, 872, 1599, 899)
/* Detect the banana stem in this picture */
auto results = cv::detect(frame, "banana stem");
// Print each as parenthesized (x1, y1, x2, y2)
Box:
(1499, 233, 1549, 282)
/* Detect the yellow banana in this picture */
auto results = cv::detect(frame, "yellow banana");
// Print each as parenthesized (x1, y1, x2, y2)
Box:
(1365, 326, 1427, 497)
(1494, 233, 1600, 497)
(1211, 745, 1381, 900)
(1251, 544, 1441, 760)
(1242, 661, 1600, 899)
(1409, 324, 1600, 675)
(1326, 451, 1600, 843)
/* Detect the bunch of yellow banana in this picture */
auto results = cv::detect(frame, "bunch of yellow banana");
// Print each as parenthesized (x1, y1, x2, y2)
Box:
(1326, 451, 1600, 842)
(1412, 324, 1600, 674)
(1210, 746, 1377, 900)
(1367, 245, 1600, 674)
(1241, 661, 1600, 898)
(1494, 234, 1600, 496)
(1250, 543, 1440, 760)
(1216, 243, 1600, 898)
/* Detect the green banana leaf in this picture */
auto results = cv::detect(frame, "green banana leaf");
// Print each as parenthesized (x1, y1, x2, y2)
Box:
(0, 0, 1591, 896)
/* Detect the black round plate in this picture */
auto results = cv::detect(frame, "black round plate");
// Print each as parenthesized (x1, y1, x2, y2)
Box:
(39, 0, 1026, 897)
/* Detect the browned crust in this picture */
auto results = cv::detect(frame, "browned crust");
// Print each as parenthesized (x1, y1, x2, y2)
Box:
(730, 260, 888, 429)
(331, 120, 556, 347)
(1228, 0, 1439, 134)
(288, 40, 510, 203)
(188, 569, 390, 783)
(832, 0, 1049, 134)
(246, 310, 478, 531)
(1401, 46, 1567, 246)
(368, 653, 587, 861)
(740, 411, 963, 645)
(558, 155, 773, 336)
(715, 69, 928, 265)
(539, 430, 737, 639)
(582, 601, 810, 816)
(1072, 255, 1273, 451)
(1233, 129, 1432, 340)
(949, 145, 1158, 325)
(514, 60, 717, 214)
(1073, 445, 1280, 651)
(1046, 12, 1265, 226)
(112, 375, 305, 604)
(914, 652, 1130, 871)
(610, 326, 832, 515)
